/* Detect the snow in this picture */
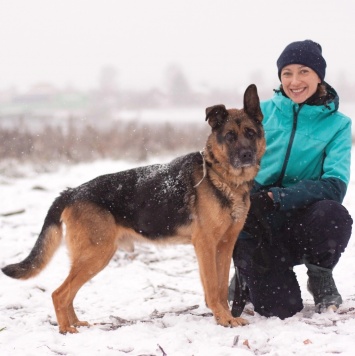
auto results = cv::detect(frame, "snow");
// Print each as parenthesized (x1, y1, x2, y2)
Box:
(1, 154, 355, 356)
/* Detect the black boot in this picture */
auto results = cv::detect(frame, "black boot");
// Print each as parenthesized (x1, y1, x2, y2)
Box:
(228, 267, 249, 317)
(306, 263, 343, 312)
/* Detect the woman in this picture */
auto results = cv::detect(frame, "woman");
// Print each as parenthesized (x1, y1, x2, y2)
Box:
(229, 39, 353, 319)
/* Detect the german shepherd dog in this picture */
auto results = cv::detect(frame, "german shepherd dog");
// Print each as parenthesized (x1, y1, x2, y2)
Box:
(2, 84, 265, 334)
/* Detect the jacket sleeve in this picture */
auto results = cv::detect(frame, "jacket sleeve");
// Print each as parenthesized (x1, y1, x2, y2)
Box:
(269, 177, 347, 211)
(269, 119, 352, 211)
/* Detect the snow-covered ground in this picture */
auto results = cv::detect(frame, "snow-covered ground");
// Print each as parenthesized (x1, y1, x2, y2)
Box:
(1, 153, 355, 356)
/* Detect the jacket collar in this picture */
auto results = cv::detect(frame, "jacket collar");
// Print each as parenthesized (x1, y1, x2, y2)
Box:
(272, 82, 339, 115)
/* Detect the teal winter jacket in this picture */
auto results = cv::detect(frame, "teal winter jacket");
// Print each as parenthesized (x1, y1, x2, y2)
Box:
(254, 84, 352, 212)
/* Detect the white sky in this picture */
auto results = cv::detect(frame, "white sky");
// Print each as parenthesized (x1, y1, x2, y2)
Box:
(0, 0, 354, 91)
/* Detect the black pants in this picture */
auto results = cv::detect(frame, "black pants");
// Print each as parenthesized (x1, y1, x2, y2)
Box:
(233, 200, 352, 319)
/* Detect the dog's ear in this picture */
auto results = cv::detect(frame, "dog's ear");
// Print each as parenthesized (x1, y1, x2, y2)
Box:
(205, 104, 228, 129)
(243, 84, 263, 122)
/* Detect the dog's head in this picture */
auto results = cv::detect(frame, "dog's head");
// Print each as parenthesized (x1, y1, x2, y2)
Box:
(205, 84, 265, 179)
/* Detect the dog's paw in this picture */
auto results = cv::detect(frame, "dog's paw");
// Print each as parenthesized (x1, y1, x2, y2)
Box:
(230, 316, 249, 327)
(59, 326, 79, 334)
(215, 313, 249, 328)
(59, 321, 90, 334)
(73, 321, 90, 328)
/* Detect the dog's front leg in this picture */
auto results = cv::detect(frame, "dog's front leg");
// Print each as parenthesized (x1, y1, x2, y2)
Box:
(216, 221, 246, 311)
(216, 235, 238, 311)
(193, 232, 248, 327)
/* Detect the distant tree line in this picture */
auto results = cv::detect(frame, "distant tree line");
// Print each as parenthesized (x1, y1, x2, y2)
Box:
(0, 118, 210, 173)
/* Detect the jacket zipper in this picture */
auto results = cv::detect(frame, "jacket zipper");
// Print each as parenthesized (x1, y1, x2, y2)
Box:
(275, 104, 302, 186)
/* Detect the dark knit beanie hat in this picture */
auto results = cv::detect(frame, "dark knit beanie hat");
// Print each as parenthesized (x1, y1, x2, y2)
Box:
(277, 40, 327, 81)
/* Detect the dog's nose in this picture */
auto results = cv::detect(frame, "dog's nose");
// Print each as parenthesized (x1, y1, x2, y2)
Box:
(239, 148, 254, 165)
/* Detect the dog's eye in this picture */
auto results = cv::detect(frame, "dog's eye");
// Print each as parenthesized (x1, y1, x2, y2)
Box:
(225, 131, 237, 143)
(244, 128, 256, 140)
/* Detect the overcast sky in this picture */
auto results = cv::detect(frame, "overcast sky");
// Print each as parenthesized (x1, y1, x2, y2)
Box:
(0, 0, 354, 92)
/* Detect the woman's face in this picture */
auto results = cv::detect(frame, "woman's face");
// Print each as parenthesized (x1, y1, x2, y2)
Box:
(280, 64, 321, 103)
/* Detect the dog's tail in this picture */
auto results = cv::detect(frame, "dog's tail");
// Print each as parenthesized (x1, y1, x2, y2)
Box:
(2, 189, 72, 280)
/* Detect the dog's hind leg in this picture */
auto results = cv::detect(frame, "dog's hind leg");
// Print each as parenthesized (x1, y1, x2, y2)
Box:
(52, 248, 116, 334)
(52, 203, 118, 334)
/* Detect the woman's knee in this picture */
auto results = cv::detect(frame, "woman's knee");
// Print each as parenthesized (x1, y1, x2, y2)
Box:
(295, 200, 352, 246)
(308, 200, 352, 233)
(292, 200, 352, 268)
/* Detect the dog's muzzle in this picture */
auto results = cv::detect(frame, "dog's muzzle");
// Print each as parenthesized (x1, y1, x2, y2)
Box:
(232, 148, 257, 168)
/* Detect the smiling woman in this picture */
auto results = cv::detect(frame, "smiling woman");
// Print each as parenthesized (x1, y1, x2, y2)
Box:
(229, 39, 353, 321)
(277, 40, 326, 103)
(279, 65, 321, 103)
